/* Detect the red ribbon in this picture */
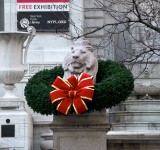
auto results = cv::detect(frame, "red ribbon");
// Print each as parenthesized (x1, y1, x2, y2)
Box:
(50, 73, 94, 115)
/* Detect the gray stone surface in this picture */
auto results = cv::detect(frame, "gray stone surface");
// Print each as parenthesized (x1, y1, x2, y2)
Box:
(108, 140, 160, 150)
(50, 110, 110, 150)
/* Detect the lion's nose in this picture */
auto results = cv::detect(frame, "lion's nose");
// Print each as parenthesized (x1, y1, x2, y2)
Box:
(73, 55, 79, 59)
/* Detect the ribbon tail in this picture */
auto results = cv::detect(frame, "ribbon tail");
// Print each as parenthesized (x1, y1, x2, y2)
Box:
(57, 98, 72, 115)
(73, 98, 88, 114)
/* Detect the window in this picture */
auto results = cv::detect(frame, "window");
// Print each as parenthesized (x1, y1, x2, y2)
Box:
(1, 125, 15, 137)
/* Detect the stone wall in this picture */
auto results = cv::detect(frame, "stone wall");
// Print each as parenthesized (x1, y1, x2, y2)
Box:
(84, 0, 114, 60)
(0, 0, 4, 31)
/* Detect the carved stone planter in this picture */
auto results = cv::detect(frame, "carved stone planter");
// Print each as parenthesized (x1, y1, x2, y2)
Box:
(0, 27, 35, 101)
(50, 109, 110, 150)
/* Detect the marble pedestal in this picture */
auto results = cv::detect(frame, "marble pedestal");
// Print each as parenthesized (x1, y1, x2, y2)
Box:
(0, 100, 33, 150)
(50, 109, 110, 150)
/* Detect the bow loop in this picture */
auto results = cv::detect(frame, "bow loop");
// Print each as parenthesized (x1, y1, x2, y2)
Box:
(66, 75, 78, 89)
(51, 76, 71, 90)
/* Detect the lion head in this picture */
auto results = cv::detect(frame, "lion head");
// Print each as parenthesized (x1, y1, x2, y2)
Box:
(62, 38, 98, 82)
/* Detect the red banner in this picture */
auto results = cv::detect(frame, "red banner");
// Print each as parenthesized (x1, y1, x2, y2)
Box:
(17, 0, 69, 2)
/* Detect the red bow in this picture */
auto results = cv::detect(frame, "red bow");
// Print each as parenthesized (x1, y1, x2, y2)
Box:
(50, 73, 94, 115)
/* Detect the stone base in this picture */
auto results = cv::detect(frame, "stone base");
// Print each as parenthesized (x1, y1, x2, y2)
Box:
(108, 98, 160, 150)
(50, 109, 110, 150)
(0, 110, 33, 150)
(107, 131, 160, 150)
(53, 131, 106, 150)
(0, 99, 24, 110)
(108, 139, 160, 150)
(107, 131, 160, 140)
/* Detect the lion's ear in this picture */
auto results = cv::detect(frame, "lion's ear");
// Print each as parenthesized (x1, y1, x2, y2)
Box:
(86, 53, 96, 69)
(86, 45, 93, 52)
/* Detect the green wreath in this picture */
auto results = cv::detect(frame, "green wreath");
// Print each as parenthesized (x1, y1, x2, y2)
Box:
(24, 60, 134, 115)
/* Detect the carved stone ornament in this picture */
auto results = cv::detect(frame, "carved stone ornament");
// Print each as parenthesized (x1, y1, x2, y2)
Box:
(0, 26, 36, 99)
(62, 38, 98, 82)
(134, 83, 160, 96)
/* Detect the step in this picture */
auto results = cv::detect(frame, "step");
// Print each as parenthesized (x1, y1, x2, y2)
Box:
(109, 111, 160, 123)
(119, 100, 160, 111)
(106, 131, 160, 140)
(111, 122, 160, 131)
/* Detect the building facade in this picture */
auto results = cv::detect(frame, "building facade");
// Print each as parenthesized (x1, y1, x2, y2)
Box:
(0, 0, 160, 150)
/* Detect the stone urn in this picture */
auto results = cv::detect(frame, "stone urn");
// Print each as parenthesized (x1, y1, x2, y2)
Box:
(0, 26, 36, 100)
(40, 133, 53, 150)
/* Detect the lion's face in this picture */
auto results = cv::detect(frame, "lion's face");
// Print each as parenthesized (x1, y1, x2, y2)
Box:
(62, 38, 98, 82)
(70, 45, 89, 69)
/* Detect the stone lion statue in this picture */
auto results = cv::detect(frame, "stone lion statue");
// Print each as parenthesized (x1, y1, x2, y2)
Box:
(62, 38, 98, 82)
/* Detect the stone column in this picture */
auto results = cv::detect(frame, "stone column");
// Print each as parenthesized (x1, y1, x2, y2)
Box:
(50, 109, 110, 150)
(70, 0, 85, 36)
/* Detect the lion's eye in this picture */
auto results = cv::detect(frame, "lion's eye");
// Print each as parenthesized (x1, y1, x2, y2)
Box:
(81, 50, 86, 54)
(71, 50, 75, 53)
